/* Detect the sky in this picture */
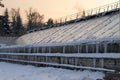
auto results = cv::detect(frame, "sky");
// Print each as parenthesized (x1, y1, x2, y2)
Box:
(0, 0, 118, 22)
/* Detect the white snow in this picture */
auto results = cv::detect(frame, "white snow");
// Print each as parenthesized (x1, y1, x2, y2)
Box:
(0, 62, 104, 80)
(1, 53, 120, 59)
(1, 37, 120, 50)
(0, 58, 115, 72)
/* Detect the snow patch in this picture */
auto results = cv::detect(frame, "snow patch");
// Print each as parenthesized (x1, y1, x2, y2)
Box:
(0, 62, 104, 80)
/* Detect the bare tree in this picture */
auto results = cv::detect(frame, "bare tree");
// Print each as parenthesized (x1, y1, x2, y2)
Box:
(82, 10, 85, 17)
(74, 2, 85, 18)
(26, 8, 44, 30)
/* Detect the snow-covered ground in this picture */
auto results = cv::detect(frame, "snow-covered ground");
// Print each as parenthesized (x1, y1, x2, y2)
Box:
(0, 62, 104, 80)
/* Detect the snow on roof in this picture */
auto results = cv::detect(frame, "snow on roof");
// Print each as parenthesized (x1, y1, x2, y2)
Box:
(0, 37, 120, 49)
(16, 11, 120, 45)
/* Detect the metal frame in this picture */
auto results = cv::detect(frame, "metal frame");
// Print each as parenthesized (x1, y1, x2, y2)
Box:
(54, 1, 120, 24)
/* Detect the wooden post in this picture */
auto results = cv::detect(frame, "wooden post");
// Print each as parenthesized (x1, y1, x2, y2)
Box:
(37, 47, 39, 53)
(63, 46, 65, 53)
(17, 48, 19, 53)
(46, 56, 47, 62)
(93, 58, 96, 67)
(75, 58, 78, 66)
(66, 57, 67, 64)
(24, 47, 26, 53)
(78, 45, 80, 53)
(28, 47, 30, 53)
(101, 58, 104, 68)
(61, 57, 63, 64)
(104, 43, 108, 53)
(42, 47, 44, 53)
(8, 48, 10, 53)
(33, 47, 36, 53)
(49, 46, 51, 53)
(96, 43, 99, 53)
(86, 44, 88, 53)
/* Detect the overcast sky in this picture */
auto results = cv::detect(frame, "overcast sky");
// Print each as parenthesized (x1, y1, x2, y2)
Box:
(0, 0, 118, 22)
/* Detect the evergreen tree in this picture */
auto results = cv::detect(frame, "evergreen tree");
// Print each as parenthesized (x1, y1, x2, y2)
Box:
(10, 8, 24, 36)
(47, 18, 54, 26)
(15, 9, 23, 35)
(3, 8, 12, 35)
(0, 0, 4, 7)
(4, 8, 9, 26)
(16, 9, 23, 35)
